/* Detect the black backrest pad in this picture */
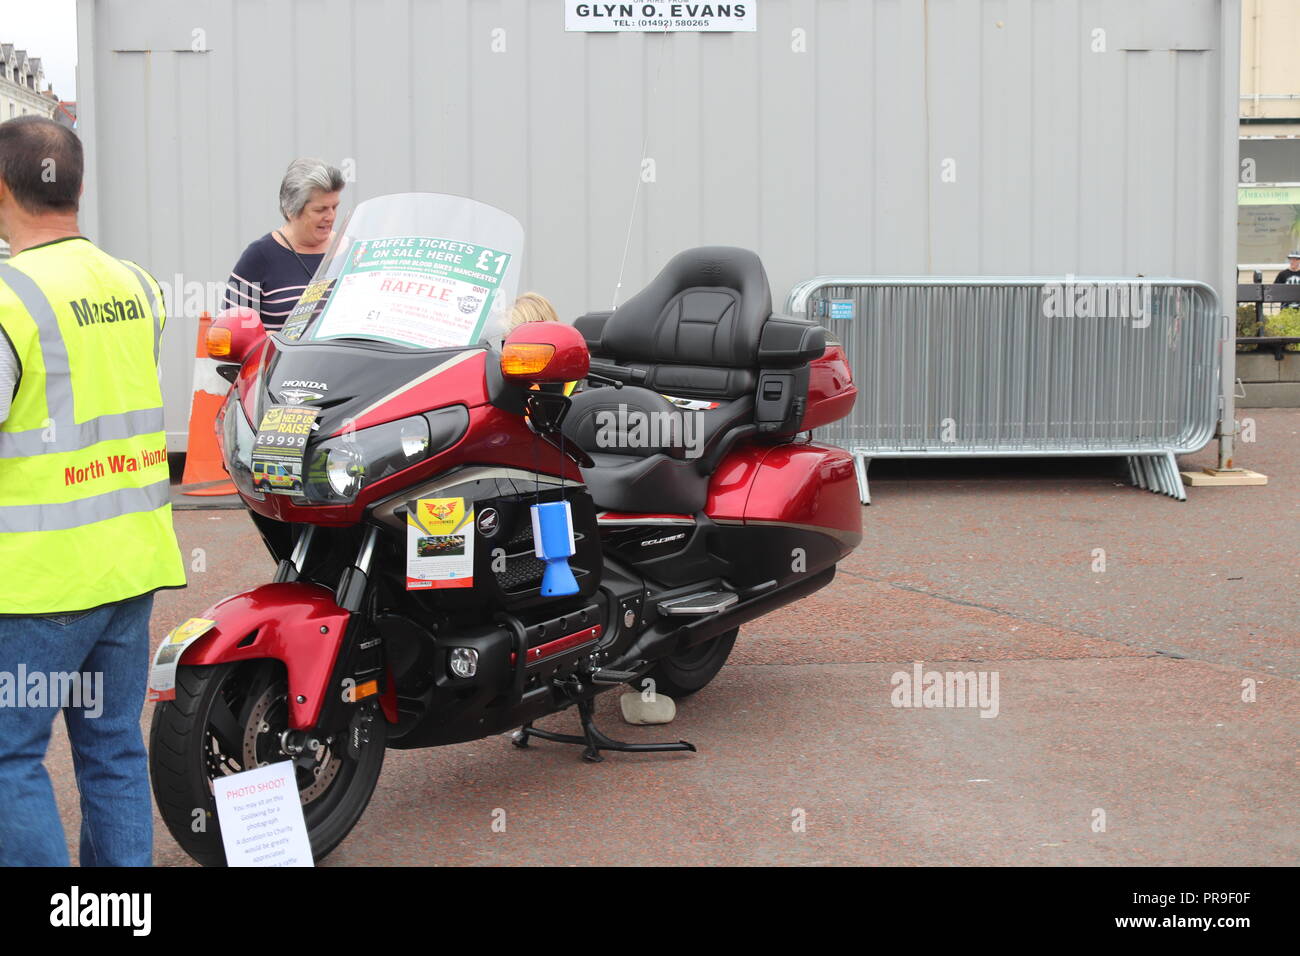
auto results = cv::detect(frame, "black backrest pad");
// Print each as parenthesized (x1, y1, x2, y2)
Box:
(573, 311, 612, 355)
(600, 247, 774, 371)
(759, 316, 827, 366)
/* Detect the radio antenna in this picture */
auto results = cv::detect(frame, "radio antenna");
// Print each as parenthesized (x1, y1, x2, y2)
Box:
(611, 27, 671, 311)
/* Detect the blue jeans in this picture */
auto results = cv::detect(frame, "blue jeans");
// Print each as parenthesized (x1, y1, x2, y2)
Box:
(0, 594, 154, 866)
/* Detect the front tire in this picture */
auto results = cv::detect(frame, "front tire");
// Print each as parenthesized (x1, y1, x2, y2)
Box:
(638, 627, 738, 698)
(149, 661, 386, 866)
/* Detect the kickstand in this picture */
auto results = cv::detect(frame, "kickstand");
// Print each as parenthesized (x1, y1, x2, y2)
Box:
(512, 697, 696, 763)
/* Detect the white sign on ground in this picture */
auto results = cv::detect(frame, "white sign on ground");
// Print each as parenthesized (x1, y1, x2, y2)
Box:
(214, 761, 314, 867)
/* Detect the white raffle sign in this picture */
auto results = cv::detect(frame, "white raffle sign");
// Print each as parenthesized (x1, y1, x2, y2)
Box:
(565, 1, 756, 32)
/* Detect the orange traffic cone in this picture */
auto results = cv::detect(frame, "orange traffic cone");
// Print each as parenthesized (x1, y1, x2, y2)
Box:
(180, 311, 238, 496)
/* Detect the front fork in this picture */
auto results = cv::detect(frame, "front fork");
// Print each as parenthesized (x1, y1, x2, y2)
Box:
(279, 523, 390, 740)
(272, 523, 319, 585)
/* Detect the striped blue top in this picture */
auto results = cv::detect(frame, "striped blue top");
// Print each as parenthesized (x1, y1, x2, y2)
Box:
(224, 232, 325, 331)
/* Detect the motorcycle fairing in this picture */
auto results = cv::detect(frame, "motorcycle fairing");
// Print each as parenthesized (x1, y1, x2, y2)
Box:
(225, 361, 582, 527)
(369, 466, 603, 611)
(176, 582, 353, 729)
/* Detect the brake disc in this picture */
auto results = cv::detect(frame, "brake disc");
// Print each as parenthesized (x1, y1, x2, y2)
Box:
(242, 683, 342, 804)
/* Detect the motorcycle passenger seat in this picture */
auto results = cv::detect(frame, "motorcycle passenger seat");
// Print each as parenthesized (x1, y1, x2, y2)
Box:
(560, 246, 773, 514)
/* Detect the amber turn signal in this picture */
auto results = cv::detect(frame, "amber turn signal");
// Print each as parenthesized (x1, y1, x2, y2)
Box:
(501, 342, 555, 377)
(206, 327, 232, 358)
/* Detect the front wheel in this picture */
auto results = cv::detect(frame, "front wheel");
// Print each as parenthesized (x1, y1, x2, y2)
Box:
(637, 628, 738, 698)
(149, 660, 386, 866)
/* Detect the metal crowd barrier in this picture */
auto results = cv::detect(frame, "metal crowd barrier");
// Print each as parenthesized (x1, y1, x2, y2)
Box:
(786, 277, 1222, 503)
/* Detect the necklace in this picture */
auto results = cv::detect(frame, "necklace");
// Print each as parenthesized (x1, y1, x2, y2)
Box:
(276, 230, 321, 279)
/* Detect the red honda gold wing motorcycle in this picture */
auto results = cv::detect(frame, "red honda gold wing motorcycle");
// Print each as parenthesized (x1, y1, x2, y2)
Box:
(149, 193, 861, 865)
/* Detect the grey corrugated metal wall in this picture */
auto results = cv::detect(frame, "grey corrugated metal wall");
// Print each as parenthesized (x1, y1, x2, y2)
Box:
(75, 0, 1239, 450)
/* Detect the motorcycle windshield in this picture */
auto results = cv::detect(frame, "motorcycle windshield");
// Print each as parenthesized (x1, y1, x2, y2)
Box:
(277, 192, 524, 351)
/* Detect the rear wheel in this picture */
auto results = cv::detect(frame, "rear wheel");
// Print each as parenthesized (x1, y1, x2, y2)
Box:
(149, 661, 386, 866)
(637, 628, 738, 698)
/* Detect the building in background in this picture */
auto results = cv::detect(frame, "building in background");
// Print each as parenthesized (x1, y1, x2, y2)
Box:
(0, 42, 59, 122)
(52, 99, 77, 128)
(1238, 0, 1300, 280)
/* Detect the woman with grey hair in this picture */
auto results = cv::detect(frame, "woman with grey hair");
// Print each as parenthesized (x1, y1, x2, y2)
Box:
(224, 157, 344, 330)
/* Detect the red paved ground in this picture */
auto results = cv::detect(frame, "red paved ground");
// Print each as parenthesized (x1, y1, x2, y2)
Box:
(38, 410, 1300, 865)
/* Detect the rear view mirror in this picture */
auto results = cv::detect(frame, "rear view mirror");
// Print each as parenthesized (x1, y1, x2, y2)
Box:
(207, 308, 267, 363)
(501, 322, 590, 384)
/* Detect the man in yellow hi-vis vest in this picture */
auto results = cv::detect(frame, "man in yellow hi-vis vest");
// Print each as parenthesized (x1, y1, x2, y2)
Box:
(0, 116, 185, 866)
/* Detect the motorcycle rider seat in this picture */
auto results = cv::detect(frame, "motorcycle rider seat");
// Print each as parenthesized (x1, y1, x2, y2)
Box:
(562, 246, 772, 514)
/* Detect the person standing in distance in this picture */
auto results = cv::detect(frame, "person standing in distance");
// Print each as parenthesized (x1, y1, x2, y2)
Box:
(0, 116, 185, 866)
(1272, 250, 1300, 286)
(1273, 250, 1300, 311)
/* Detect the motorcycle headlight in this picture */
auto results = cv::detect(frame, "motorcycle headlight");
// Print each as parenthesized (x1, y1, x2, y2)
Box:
(325, 444, 367, 498)
(303, 407, 468, 503)
(220, 390, 265, 501)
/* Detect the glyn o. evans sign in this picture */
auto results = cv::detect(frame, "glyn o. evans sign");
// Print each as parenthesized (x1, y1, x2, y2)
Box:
(566, 1, 756, 32)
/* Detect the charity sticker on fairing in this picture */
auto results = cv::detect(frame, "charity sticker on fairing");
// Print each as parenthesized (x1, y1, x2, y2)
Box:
(406, 496, 475, 589)
(147, 618, 217, 702)
(312, 236, 511, 349)
(250, 405, 319, 494)
(278, 278, 334, 342)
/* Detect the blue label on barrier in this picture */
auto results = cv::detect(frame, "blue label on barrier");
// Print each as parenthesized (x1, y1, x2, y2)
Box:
(828, 299, 855, 320)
